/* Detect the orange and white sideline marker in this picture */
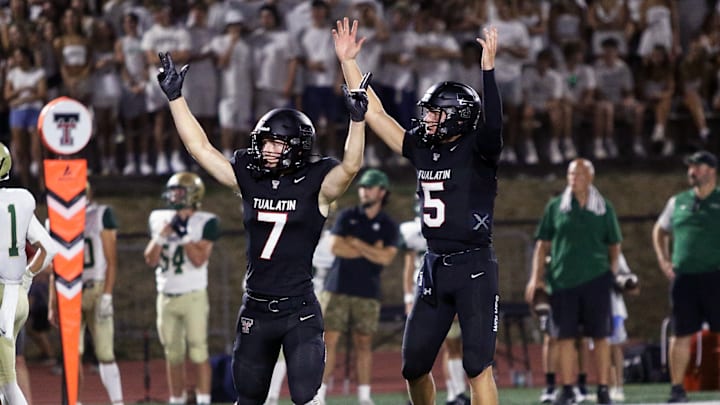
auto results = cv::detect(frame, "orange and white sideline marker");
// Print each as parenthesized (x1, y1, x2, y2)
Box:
(39, 97, 92, 405)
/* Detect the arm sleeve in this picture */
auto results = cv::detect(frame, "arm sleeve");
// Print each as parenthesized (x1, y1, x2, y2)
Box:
(202, 217, 221, 241)
(102, 206, 119, 230)
(534, 200, 556, 241)
(475, 69, 503, 158)
(656, 196, 675, 231)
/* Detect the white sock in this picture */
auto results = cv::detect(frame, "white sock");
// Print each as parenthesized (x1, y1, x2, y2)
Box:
(448, 359, 467, 395)
(446, 378, 457, 401)
(0, 382, 28, 405)
(196, 393, 211, 404)
(318, 383, 327, 402)
(99, 362, 124, 404)
(358, 384, 371, 401)
(267, 359, 287, 399)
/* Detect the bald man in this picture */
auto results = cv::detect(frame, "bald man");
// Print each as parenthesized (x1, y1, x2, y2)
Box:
(525, 159, 622, 405)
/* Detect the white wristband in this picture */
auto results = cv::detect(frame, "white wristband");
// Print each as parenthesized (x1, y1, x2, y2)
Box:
(152, 235, 168, 246)
(404, 293, 415, 305)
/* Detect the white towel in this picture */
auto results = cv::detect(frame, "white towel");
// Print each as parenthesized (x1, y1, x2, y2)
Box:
(559, 185, 606, 215)
(0, 284, 19, 341)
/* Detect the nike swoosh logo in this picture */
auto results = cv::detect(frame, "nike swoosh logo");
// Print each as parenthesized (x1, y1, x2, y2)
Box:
(299, 314, 315, 321)
(450, 145, 459, 152)
(294, 176, 306, 184)
(470, 272, 485, 279)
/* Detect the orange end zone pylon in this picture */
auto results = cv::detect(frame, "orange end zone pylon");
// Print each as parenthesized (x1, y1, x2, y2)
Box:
(45, 160, 86, 405)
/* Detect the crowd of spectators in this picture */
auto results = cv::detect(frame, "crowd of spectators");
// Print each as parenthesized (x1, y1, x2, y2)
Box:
(2, 0, 720, 189)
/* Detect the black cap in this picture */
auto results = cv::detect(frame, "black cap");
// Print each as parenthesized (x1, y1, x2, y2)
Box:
(684, 150, 718, 168)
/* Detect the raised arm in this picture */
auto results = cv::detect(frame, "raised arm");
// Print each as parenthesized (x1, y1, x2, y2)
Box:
(333, 17, 405, 154)
(476, 27, 503, 155)
(319, 75, 371, 213)
(157, 52, 238, 190)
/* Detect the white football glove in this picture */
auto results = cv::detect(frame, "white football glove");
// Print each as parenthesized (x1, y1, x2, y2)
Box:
(97, 293, 113, 319)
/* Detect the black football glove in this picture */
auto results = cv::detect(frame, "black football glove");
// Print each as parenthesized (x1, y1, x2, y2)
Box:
(342, 72, 372, 122)
(170, 214, 189, 237)
(157, 52, 189, 101)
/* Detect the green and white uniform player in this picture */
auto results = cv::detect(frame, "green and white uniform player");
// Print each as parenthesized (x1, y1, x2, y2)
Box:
(145, 172, 219, 405)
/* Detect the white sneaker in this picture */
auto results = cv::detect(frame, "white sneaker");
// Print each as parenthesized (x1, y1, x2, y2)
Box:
(524, 140, 539, 165)
(593, 138, 607, 160)
(501, 148, 517, 164)
(170, 151, 187, 172)
(651, 125, 665, 142)
(358, 399, 374, 405)
(549, 139, 563, 164)
(155, 154, 170, 175)
(573, 386, 586, 403)
(122, 161, 136, 175)
(605, 137, 619, 158)
(264, 397, 279, 405)
(632, 139, 646, 157)
(661, 139, 675, 157)
(539, 387, 556, 403)
(139, 161, 153, 176)
(563, 137, 577, 160)
(610, 387, 625, 402)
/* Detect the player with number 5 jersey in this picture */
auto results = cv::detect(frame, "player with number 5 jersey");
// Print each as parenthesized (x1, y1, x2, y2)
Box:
(155, 51, 369, 404)
(334, 18, 503, 405)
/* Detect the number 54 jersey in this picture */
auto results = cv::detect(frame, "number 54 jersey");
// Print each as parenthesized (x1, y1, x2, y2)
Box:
(231, 150, 338, 298)
(148, 209, 220, 294)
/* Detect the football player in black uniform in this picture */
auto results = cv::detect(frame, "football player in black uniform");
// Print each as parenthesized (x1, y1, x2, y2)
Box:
(333, 19, 502, 405)
(156, 52, 370, 405)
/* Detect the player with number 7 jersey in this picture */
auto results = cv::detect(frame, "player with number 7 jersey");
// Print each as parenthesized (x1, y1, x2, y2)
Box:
(155, 51, 369, 404)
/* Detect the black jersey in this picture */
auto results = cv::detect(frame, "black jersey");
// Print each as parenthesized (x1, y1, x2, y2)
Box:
(232, 149, 339, 297)
(402, 71, 503, 254)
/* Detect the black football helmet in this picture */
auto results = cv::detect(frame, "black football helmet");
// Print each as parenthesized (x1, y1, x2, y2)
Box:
(248, 108, 315, 177)
(414, 81, 482, 145)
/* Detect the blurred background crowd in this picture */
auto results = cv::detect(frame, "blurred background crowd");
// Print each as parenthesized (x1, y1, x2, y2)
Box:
(3, 0, 720, 190)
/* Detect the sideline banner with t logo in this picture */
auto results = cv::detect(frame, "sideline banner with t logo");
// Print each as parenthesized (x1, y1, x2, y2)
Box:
(39, 97, 91, 405)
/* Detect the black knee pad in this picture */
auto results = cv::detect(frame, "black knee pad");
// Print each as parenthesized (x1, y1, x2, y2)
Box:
(402, 357, 432, 381)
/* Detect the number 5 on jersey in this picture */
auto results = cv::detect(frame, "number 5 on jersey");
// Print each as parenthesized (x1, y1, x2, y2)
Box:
(258, 212, 288, 260)
(421, 181, 445, 228)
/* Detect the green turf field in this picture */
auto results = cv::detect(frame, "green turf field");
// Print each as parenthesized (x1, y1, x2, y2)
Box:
(266, 384, 720, 404)
(92, 383, 720, 404)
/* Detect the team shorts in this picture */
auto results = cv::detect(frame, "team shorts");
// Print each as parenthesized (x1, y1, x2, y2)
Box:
(671, 269, 720, 336)
(550, 272, 613, 339)
(9, 108, 40, 130)
(319, 291, 380, 335)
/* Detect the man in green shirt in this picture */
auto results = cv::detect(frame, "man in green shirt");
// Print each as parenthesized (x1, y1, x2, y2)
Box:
(652, 150, 720, 403)
(525, 158, 622, 405)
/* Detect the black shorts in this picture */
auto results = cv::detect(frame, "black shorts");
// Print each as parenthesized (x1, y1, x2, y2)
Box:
(671, 270, 720, 336)
(402, 247, 498, 380)
(232, 292, 324, 405)
(550, 272, 613, 339)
